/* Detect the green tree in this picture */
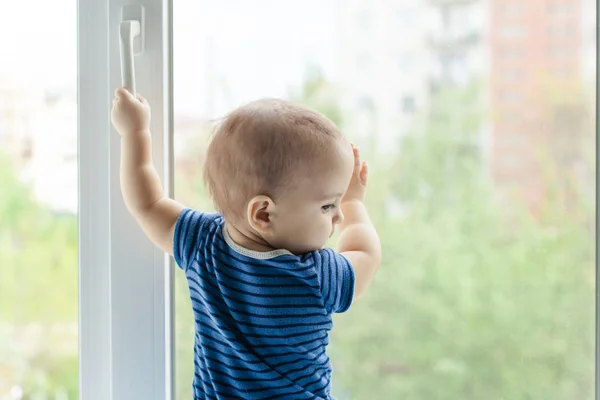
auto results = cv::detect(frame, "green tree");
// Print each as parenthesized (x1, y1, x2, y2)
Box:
(329, 82, 595, 399)
(0, 152, 78, 398)
(289, 67, 344, 128)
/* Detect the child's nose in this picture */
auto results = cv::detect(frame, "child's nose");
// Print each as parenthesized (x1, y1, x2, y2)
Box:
(333, 210, 344, 225)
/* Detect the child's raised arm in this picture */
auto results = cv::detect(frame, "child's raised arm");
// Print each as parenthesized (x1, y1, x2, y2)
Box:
(337, 146, 381, 300)
(111, 88, 184, 256)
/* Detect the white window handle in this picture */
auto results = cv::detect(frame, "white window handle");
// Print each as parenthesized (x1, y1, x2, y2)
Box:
(119, 5, 145, 96)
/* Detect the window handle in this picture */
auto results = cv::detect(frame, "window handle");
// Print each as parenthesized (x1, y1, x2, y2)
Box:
(119, 5, 145, 96)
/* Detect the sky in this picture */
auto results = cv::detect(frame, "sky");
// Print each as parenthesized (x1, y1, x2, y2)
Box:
(173, 0, 336, 116)
(1, 0, 596, 117)
(0, 0, 336, 116)
(0, 1, 77, 88)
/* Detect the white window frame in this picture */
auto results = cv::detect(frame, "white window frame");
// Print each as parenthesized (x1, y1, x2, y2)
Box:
(78, 0, 174, 398)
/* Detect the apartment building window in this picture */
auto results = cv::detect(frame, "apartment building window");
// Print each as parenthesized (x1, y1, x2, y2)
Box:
(356, 53, 372, 71)
(357, 96, 375, 114)
(399, 53, 414, 73)
(553, 68, 570, 79)
(357, 10, 372, 30)
(441, 6, 450, 28)
(500, 112, 525, 125)
(501, 68, 525, 81)
(397, 8, 416, 29)
(500, 47, 523, 60)
(548, 24, 573, 37)
(439, 53, 469, 85)
(496, 132, 525, 147)
(549, 46, 571, 59)
(547, 3, 572, 14)
(498, 153, 521, 168)
(498, 90, 523, 103)
(402, 96, 416, 113)
(502, 4, 524, 17)
(499, 25, 527, 38)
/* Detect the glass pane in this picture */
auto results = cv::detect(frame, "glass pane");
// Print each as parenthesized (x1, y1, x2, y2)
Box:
(0, 1, 78, 398)
(173, 1, 596, 398)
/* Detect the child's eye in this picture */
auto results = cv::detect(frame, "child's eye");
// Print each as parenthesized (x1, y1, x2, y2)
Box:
(322, 204, 335, 212)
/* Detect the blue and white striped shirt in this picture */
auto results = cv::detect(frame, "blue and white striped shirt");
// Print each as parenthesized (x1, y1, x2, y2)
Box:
(174, 209, 355, 399)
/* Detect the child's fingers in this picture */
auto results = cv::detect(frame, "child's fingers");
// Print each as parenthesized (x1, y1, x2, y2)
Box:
(353, 146, 361, 171)
(360, 161, 368, 185)
(115, 87, 129, 99)
(115, 87, 139, 103)
(137, 94, 148, 104)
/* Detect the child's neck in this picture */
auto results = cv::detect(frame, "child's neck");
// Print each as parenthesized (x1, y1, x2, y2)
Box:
(225, 222, 275, 253)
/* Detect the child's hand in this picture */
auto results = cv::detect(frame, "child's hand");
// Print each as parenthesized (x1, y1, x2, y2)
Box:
(111, 88, 151, 135)
(342, 145, 368, 204)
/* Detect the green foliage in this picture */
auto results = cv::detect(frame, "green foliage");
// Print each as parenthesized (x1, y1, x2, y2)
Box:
(0, 155, 77, 322)
(174, 272, 196, 400)
(328, 83, 595, 400)
(289, 67, 344, 128)
(330, 201, 594, 399)
(0, 152, 78, 397)
(393, 81, 488, 213)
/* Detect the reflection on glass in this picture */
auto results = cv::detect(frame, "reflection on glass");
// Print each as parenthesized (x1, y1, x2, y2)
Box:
(174, 1, 595, 399)
(0, 1, 78, 398)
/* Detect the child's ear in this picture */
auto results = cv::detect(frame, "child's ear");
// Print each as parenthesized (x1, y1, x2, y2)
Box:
(247, 195, 275, 233)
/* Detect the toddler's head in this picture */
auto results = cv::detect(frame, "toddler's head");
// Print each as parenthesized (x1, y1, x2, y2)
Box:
(204, 98, 354, 254)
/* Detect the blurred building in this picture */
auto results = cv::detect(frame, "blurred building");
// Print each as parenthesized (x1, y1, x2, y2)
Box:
(428, 0, 492, 176)
(0, 81, 77, 215)
(0, 1, 592, 216)
(334, 0, 488, 157)
(0, 81, 38, 172)
(428, 0, 489, 89)
(335, 0, 591, 212)
(333, 1, 429, 155)
(489, 0, 586, 211)
(581, 0, 596, 81)
(27, 90, 78, 215)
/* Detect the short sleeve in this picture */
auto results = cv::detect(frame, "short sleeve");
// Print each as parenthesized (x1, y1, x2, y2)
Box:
(313, 248, 355, 314)
(173, 208, 214, 272)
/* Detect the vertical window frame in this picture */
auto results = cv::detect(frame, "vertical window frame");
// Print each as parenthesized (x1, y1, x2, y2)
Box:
(78, 0, 174, 398)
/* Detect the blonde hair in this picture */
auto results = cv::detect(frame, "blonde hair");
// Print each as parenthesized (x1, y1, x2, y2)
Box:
(203, 98, 343, 221)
